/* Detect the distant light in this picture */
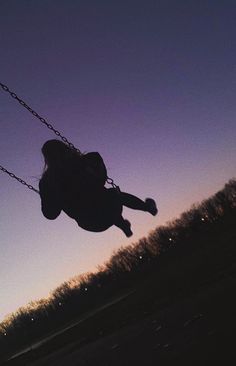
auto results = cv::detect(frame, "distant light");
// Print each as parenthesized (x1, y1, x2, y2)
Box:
(139, 255, 143, 260)
(31, 318, 34, 321)
(4, 332, 7, 336)
(169, 238, 173, 242)
(58, 302, 62, 306)
(84, 287, 88, 291)
(201, 217, 205, 221)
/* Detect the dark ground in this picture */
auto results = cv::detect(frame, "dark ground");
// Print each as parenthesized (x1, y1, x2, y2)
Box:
(5, 245, 236, 364)
(3, 210, 236, 365)
(17, 270, 236, 364)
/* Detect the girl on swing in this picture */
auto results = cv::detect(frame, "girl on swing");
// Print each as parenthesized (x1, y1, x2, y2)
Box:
(39, 140, 157, 237)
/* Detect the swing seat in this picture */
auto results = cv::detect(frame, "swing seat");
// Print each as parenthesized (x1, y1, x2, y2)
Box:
(73, 188, 123, 232)
(76, 216, 114, 232)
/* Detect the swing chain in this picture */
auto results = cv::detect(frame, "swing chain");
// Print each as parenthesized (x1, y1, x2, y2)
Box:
(106, 177, 120, 191)
(0, 165, 39, 194)
(0, 82, 118, 190)
(0, 82, 81, 154)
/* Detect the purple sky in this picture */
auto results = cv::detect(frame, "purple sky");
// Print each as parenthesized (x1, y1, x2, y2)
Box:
(1, 1, 236, 322)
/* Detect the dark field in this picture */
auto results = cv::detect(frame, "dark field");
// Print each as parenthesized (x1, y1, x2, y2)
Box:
(4, 221, 236, 363)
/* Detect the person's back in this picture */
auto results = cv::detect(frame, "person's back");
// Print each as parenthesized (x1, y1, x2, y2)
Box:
(39, 142, 107, 221)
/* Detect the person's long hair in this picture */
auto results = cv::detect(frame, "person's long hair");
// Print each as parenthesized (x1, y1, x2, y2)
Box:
(41, 139, 82, 174)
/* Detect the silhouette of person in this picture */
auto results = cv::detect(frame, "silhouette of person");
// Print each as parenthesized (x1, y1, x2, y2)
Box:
(39, 140, 157, 237)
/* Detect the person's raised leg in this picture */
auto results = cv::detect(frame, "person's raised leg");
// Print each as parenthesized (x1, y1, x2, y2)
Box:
(120, 192, 158, 216)
(114, 215, 133, 237)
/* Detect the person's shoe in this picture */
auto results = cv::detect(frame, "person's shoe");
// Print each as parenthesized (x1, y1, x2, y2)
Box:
(122, 219, 133, 237)
(145, 198, 158, 216)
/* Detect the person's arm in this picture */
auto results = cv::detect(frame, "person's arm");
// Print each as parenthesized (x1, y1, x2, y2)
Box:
(39, 175, 61, 220)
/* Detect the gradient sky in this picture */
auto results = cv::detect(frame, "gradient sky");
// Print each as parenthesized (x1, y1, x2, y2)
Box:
(1, 0, 236, 322)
